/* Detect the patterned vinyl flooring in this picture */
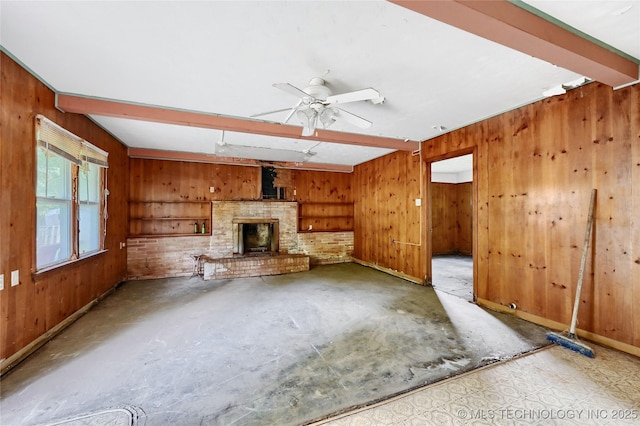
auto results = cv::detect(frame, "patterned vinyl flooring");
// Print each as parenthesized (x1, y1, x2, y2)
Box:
(317, 343, 640, 425)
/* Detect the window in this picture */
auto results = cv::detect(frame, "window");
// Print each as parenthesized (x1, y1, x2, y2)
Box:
(35, 115, 109, 270)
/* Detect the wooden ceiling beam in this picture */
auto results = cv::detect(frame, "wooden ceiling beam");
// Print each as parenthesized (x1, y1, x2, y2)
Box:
(390, 0, 639, 88)
(56, 93, 419, 151)
(128, 148, 354, 173)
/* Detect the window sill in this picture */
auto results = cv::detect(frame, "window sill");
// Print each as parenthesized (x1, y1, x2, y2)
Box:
(33, 249, 108, 278)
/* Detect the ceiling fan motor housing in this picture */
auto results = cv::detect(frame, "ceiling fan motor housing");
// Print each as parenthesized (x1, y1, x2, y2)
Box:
(303, 78, 332, 100)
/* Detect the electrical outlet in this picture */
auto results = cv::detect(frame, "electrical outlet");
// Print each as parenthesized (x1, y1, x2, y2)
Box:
(209, 186, 215, 193)
(415, 198, 422, 206)
(11, 270, 19, 287)
(0, 274, 4, 291)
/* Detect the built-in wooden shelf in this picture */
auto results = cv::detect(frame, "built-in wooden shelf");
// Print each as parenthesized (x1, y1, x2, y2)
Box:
(129, 201, 212, 237)
(297, 202, 354, 233)
(131, 233, 211, 238)
(297, 229, 354, 233)
(298, 216, 353, 219)
(130, 217, 208, 221)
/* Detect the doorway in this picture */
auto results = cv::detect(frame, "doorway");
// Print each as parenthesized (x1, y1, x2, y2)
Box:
(430, 153, 474, 302)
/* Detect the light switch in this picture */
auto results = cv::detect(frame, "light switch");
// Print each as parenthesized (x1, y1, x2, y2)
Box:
(0, 274, 4, 291)
(11, 270, 19, 286)
(415, 198, 422, 206)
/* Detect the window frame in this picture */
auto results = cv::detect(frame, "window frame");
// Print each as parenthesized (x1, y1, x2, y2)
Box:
(35, 115, 109, 272)
(78, 161, 105, 255)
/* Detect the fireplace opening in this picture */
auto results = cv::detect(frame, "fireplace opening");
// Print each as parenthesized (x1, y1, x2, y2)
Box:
(233, 219, 279, 255)
(244, 223, 271, 252)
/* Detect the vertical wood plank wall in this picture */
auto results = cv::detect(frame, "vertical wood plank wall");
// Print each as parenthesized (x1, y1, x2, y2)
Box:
(353, 151, 425, 281)
(129, 158, 261, 202)
(0, 52, 129, 362)
(128, 159, 353, 205)
(293, 170, 353, 203)
(421, 82, 640, 350)
(431, 182, 472, 255)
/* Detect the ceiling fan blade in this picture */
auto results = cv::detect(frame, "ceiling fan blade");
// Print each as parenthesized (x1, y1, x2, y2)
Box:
(273, 83, 312, 100)
(283, 99, 303, 124)
(325, 88, 380, 105)
(335, 108, 372, 129)
(250, 107, 295, 118)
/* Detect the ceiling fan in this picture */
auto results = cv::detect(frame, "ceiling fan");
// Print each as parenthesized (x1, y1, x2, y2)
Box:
(253, 77, 384, 136)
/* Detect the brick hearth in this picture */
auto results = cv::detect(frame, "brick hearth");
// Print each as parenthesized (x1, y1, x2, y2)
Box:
(202, 254, 309, 280)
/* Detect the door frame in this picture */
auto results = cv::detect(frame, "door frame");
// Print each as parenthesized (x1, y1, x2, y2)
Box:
(425, 147, 478, 301)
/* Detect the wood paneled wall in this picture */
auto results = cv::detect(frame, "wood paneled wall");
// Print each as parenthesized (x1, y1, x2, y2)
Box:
(292, 170, 353, 203)
(432, 182, 472, 255)
(422, 82, 640, 350)
(128, 160, 353, 204)
(129, 158, 261, 201)
(0, 52, 129, 363)
(353, 151, 425, 281)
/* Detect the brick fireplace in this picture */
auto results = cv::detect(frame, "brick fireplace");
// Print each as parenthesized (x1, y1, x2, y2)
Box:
(201, 201, 306, 279)
(127, 201, 354, 280)
(210, 201, 298, 258)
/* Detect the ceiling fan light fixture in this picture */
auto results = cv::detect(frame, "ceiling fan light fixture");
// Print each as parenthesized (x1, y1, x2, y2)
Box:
(319, 108, 336, 128)
(264, 76, 381, 136)
(297, 108, 318, 136)
(297, 108, 314, 124)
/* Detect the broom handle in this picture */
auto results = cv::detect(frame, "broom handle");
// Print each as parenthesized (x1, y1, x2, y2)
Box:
(569, 189, 596, 337)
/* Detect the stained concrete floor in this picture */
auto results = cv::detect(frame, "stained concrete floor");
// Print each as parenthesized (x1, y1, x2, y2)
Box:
(0, 263, 549, 426)
(432, 254, 474, 302)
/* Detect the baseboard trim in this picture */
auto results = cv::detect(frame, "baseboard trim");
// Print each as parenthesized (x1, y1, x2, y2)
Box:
(351, 258, 424, 285)
(477, 298, 640, 358)
(0, 285, 118, 377)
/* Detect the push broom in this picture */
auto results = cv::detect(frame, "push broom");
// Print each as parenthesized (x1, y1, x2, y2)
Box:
(546, 189, 596, 358)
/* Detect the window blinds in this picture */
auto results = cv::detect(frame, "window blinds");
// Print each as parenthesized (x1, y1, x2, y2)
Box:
(36, 115, 109, 168)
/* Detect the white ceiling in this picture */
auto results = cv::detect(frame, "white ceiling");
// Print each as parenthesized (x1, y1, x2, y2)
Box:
(432, 154, 473, 184)
(1, 1, 638, 170)
(432, 155, 472, 174)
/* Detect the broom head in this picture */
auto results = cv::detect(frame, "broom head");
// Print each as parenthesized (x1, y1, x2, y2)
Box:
(547, 331, 595, 358)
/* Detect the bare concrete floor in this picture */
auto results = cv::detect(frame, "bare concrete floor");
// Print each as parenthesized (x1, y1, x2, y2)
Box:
(0, 263, 549, 426)
(432, 254, 474, 301)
